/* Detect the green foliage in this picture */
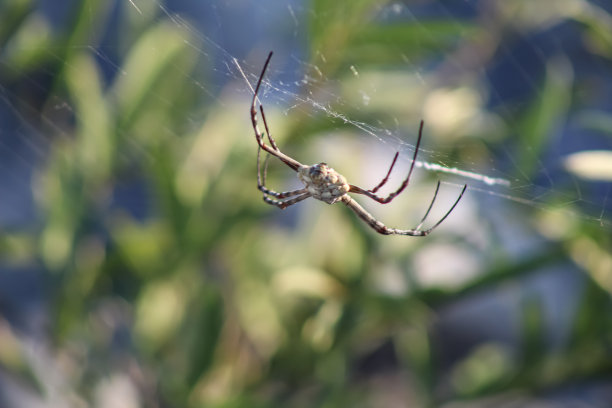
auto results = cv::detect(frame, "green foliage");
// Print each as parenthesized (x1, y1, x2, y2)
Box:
(1, 0, 612, 407)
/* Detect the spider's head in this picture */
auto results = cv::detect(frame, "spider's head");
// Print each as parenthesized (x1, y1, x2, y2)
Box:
(308, 162, 329, 179)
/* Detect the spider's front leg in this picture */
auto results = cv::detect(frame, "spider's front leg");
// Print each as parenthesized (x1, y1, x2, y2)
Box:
(351, 120, 425, 204)
(250, 51, 302, 172)
(257, 146, 309, 209)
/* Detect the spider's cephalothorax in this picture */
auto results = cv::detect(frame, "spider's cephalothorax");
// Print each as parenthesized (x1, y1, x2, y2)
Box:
(250, 51, 467, 236)
(298, 163, 349, 204)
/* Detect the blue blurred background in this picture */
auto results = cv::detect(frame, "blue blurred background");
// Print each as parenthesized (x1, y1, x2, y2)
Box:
(1, 0, 612, 407)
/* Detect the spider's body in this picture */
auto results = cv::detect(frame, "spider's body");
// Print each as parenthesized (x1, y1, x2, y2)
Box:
(250, 52, 467, 236)
(298, 163, 349, 204)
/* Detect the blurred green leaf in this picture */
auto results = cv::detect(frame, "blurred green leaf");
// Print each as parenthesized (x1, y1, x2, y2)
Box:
(0, 319, 42, 394)
(519, 295, 546, 370)
(575, 1, 612, 58)
(1, 13, 53, 74)
(517, 55, 573, 176)
(65, 53, 113, 181)
(185, 287, 224, 387)
(450, 343, 514, 397)
(111, 217, 174, 276)
(113, 21, 196, 130)
(135, 277, 187, 352)
(0, 0, 33, 52)
(64, 0, 113, 52)
(346, 21, 480, 66)
(309, 0, 391, 74)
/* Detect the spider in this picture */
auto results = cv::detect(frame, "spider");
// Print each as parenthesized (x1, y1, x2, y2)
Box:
(250, 52, 467, 236)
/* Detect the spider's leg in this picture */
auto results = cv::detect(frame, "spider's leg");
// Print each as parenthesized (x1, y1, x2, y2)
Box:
(342, 184, 466, 236)
(350, 120, 424, 204)
(263, 192, 311, 209)
(252, 52, 273, 118)
(262, 188, 309, 199)
(260, 104, 279, 151)
(257, 145, 271, 192)
(417, 184, 467, 234)
(251, 51, 301, 172)
(342, 196, 427, 236)
(257, 146, 307, 198)
(368, 151, 399, 193)
(257, 145, 268, 185)
(414, 180, 441, 230)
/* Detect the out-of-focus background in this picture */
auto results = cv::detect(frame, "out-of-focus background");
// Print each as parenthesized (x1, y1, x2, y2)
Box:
(1, 0, 612, 407)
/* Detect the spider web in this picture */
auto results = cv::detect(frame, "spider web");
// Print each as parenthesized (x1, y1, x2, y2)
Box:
(1, 0, 611, 232)
(2, 1, 612, 406)
(188, 0, 612, 230)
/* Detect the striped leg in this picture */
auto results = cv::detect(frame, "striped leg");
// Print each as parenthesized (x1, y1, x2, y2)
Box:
(263, 192, 311, 209)
(341, 185, 466, 236)
(341, 196, 427, 236)
(257, 146, 307, 198)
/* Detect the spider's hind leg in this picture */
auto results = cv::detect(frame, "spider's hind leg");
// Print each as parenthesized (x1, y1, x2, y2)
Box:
(414, 180, 441, 230)
(418, 183, 467, 233)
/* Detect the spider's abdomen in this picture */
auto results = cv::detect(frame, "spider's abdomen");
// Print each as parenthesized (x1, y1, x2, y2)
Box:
(298, 163, 349, 204)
